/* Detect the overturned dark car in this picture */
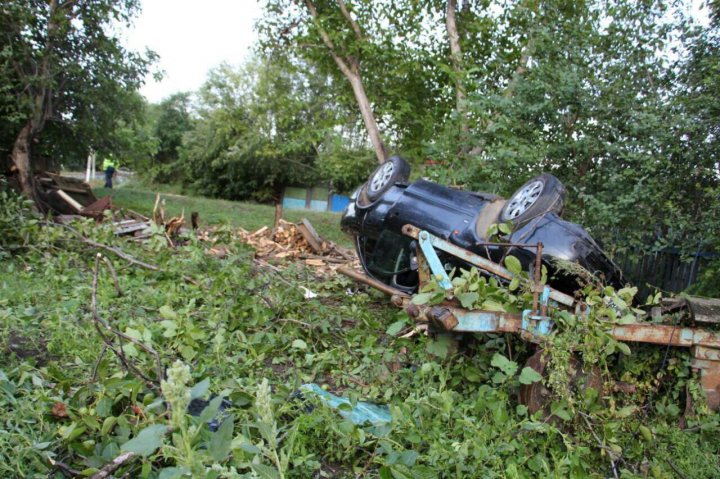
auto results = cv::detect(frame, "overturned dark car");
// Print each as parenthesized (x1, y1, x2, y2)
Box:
(340, 156, 625, 296)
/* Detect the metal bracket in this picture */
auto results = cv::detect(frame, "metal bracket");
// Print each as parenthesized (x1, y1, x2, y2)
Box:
(417, 230, 453, 297)
(522, 310, 553, 337)
(402, 224, 576, 308)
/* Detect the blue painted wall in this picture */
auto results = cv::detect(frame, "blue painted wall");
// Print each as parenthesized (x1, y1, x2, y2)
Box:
(330, 194, 350, 212)
(282, 186, 349, 213)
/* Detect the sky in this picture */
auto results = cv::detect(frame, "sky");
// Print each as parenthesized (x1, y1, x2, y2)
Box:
(122, 0, 710, 104)
(122, 0, 262, 103)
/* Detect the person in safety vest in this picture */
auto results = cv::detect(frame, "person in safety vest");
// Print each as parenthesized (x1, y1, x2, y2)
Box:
(103, 156, 117, 188)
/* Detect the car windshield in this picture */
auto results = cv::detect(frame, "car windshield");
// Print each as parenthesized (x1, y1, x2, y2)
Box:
(364, 230, 414, 276)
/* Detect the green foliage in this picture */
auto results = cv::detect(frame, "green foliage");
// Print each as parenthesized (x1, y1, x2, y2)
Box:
(175, 60, 335, 201)
(0, 0, 156, 169)
(258, 0, 448, 160)
(1, 206, 720, 477)
(314, 140, 377, 194)
(0, 180, 38, 257)
(154, 93, 193, 165)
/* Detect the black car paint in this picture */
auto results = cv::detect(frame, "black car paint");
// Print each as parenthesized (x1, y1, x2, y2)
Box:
(341, 179, 625, 295)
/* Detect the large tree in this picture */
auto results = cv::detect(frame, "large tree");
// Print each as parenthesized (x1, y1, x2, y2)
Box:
(153, 92, 192, 165)
(258, 0, 449, 163)
(0, 0, 154, 198)
(177, 58, 358, 200)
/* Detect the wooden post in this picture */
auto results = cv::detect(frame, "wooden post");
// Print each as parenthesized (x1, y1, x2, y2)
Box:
(274, 201, 282, 230)
(85, 153, 92, 183)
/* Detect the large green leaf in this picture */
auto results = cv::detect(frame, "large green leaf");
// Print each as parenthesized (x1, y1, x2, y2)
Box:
(491, 353, 518, 376)
(190, 377, 210, 400)
(504, 256, 522, 275)
(158, 467, 190, 479)
(120, 424, 167, 457)
(209, 416, 234, 461)
(519, 367, 543, 385)
(386, 319, 407, 336)
(251, 463, 281, 479)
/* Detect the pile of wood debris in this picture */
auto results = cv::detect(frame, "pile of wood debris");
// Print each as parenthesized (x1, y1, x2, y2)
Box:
(35, 172, 355, 273)
(204, 218, 357, 274)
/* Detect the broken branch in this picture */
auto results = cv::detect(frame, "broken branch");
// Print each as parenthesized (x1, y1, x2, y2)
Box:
(338, 0, 363, 41)
(52, 222, 201, 286)
(89, 452, 137, 479)
(101, 255, 122, 296)
(91, 254, 163, 388)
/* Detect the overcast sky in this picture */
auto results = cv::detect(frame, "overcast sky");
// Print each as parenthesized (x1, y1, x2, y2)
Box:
(122, 0, 262, 103)
(123, 0, 710, 104)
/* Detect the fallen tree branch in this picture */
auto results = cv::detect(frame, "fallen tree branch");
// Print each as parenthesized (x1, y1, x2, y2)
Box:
(89, 452, 137, 479)
(82, 235, 160, 271)
(55, 222, 159, 270)
(579, 412, 620, 479)
(52, 222, 201, 286)
(298, 254, 348, 264)
(49, 458, 82, 477)
(91, 254, 163, 389)
(91, 345, 108, 382)
(101, 255, 122, 296)
(279, 317, 314, 328)
(665, 458, 689, 479)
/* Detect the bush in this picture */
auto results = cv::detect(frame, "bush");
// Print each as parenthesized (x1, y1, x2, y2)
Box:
(0, 179, 38, 258)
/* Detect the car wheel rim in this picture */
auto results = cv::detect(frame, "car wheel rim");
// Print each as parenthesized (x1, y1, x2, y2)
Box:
(504, 180, 544, 220)
(369, 162, 394, 193)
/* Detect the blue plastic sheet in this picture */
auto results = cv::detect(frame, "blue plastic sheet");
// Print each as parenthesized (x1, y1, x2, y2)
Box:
(300, 383, 391, 426)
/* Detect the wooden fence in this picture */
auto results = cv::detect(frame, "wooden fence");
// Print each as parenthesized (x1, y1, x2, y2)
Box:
(615, 248, 716, 296)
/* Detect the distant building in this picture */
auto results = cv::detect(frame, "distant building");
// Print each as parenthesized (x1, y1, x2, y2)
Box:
(282, 185, 349, 213)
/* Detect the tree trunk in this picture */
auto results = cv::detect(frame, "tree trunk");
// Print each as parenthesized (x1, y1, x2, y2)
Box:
(446, 0, 466, 122)
(347, 67, 387, 164)
(304, 0, 388, 164)
(11, 122, 35, 198)
(10, 0, 60, 201)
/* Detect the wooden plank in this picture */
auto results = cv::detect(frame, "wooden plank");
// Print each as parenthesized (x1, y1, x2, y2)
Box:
(687, 296, 720, 324)
(114, 221, 149, 236)
(45, 184, 89, 194)
(56, 189, 84, 212)
(80, 196, 112, 217)
(250, 226, 269, 237)
(297, 218, 323, 253)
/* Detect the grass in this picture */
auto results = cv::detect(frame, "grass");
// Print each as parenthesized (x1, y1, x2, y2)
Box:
(94, 183, 351, 247)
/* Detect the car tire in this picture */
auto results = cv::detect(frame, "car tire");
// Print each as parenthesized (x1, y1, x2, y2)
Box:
(500, 173, 566, 224)
(364, 156, 410, 202)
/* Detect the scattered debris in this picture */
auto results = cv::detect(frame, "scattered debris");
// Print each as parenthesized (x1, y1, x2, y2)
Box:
(300, 286, 318, 299)
(35, 171, 114, 218)
(299, 383, 391, 426)
(296, 218, 323, 253)
(81, 196, 113, 219)
(51, 402, 69, 419)
(113, 218, 150, 236)
(40, 179, 357, 277)
(230, 218, 357, 275)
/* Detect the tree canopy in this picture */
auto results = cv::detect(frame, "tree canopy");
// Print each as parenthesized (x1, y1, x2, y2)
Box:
(0, 0, 155, 195)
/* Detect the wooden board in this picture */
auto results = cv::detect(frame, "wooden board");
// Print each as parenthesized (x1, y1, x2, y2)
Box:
(687, 296, 720, 324)
(297, 218, 323, 253)
(56, 189, 84, 212)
